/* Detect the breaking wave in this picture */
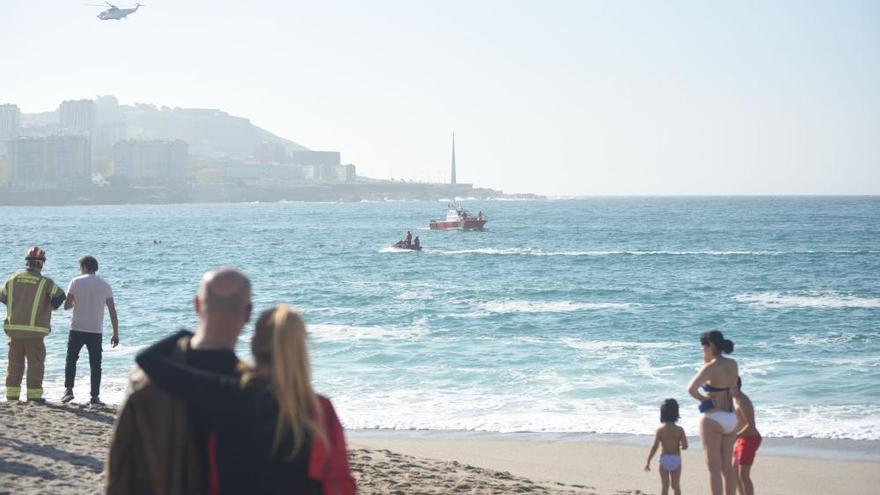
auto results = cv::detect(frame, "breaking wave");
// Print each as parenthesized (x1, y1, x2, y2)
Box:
(735, 291, 880, 309)
(430, 248, 880, 257)
(477, 300, 636, 314)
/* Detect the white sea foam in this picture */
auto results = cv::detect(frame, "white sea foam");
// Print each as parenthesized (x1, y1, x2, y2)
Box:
(431, 248, 879, 257)
(477, 300, 635, 314)
(394, 291, 434, 301)
(309, 323, 427, 342)
(433, 248, 783, 257)
(379, 246, 419, 254)
(790, 332, 871, 347)
(735, 291, 880, 309)
(559, 338, 680, 352)
(334, 392, 880, 440)
(71, 380, 880, 440)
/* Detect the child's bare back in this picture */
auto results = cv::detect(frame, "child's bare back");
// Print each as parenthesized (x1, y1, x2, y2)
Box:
(657, 423, 687, 455)
(645, 399, 687, 495)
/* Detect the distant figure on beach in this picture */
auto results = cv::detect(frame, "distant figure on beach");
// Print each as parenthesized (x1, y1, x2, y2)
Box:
(687, 330, 739, 495)
(1, 247, 66, 402)
(106, 268, 251, 495)
(136, 304, 356, 494)
(404, 230, 413, 248)
(733, 377, 761, 495)
(62, 256, 119, 406)
(644, 398, 688, 495)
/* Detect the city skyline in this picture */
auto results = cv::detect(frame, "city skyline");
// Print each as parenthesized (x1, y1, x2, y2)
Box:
(3, 0, 879, 195)
(0, 95, 365, 192)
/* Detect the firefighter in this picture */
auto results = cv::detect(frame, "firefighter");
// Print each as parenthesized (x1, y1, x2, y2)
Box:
(0, 247, 66, 402)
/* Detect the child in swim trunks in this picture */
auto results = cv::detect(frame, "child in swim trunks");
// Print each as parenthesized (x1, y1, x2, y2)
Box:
(645, 399, 689, 495)
(733, 377, 761, 495)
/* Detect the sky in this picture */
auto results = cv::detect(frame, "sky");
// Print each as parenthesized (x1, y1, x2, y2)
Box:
(2, 0, 879, 195)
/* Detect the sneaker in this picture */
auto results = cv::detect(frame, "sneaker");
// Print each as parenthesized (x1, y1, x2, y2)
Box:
(90, 397, 105, 406)
(61, 389, 74, 403)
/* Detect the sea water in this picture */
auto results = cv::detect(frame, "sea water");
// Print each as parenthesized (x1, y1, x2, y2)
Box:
(1, 197, 878, 441)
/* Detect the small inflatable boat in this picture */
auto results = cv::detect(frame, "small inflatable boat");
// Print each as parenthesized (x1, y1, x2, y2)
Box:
(392, 241, 422, 251)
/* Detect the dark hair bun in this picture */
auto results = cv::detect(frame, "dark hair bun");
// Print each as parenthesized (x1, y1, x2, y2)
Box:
(701, 330, 734, 355)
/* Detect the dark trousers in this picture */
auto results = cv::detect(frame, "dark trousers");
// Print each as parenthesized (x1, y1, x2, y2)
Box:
(64, 330, 102, 398)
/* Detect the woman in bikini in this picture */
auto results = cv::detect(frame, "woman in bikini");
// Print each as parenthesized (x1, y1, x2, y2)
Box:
(687, 330, 738, 495)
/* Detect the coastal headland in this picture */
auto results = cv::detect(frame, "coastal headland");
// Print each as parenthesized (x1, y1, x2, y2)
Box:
(1, 97, 541, 206)
(0, 181, 539, 206)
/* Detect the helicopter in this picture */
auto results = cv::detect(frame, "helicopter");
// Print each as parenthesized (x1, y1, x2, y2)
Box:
(88, 2, 144, 20)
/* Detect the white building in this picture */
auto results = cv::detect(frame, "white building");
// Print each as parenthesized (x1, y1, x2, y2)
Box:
(8, 135, 91, 190)
(0, 104, 21, 146)
(59, 99, 96, 137)
(113, 139, 188, 184)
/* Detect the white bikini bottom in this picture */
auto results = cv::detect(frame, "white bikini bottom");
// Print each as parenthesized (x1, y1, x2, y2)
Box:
(704, 411, 738, 434)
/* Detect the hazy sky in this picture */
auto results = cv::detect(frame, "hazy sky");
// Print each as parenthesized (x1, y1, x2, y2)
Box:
(3, 0, 879, 195)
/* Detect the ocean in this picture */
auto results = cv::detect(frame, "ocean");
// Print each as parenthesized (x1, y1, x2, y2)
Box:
(1, 197, 878, 442)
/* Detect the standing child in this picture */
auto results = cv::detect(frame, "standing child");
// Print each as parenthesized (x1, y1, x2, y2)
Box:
(733, 377, 761, 495)
(645, 399, 689, 495)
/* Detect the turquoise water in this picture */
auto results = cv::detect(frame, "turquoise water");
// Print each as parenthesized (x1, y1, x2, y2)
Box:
(1, 198, 879, 440)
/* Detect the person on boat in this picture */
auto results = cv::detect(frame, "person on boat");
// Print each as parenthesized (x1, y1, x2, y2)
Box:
(413, 237, 421, 250)
(478, 211, 483, 220)
(404, 231, 412, 248)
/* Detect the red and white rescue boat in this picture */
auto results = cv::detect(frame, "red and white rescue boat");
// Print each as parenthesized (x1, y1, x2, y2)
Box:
(429, 204, 487, 230)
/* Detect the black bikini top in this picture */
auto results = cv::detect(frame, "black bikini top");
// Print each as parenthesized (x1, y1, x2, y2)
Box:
(702, 383, 734, 412)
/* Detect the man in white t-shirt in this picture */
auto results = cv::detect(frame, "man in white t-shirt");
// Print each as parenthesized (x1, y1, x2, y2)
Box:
(61, 256, 119, 405)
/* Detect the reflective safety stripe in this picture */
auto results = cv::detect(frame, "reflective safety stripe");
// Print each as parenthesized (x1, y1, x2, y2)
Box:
(2, 324, 50, 334)
(6, 386, 21, 399)
(6, 279, 13, 312)
(26, 388, 43, 399)
(30, 279, 46, 327)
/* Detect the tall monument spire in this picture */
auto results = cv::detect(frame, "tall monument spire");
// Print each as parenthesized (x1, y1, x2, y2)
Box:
(451, 133, 457, 185)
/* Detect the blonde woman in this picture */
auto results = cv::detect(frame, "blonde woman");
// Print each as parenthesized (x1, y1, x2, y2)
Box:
(136, 305, 356, 495)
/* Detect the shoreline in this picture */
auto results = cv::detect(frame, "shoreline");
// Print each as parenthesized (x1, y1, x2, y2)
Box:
(349, 433, 880, 495)
(349, 429, 880, 463)
(2, 401, 877, 494)
(3, 397, 877, 463)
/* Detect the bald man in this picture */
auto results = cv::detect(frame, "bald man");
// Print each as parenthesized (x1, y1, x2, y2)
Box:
(106, 268, 252, 495)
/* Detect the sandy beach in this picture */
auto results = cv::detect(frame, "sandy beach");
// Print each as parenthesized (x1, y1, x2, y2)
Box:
(1, 401, 877, 494)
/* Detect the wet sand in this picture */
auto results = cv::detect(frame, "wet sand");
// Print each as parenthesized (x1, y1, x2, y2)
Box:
(350, 434, 880, 495)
